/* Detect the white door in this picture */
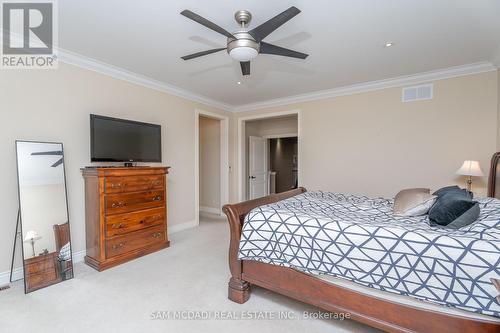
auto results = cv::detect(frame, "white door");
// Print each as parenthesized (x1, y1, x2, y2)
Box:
(248, 136, 268, 199)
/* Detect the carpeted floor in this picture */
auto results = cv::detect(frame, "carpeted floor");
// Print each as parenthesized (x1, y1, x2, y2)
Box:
(0, 214, 381, 333)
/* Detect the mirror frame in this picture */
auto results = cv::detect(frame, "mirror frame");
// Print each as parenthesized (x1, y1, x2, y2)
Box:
(15, 140, 74, 293)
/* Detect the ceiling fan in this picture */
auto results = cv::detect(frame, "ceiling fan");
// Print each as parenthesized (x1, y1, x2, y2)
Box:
(180, 6, 309, 76)
(31, 151, 63, 167)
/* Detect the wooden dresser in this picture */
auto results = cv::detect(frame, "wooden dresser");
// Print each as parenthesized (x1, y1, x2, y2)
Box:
(82, 167, 170, 271)
(24, 252, 60, 292)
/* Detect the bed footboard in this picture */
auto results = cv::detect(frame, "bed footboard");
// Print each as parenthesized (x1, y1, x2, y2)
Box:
(222, 188, 307, 303)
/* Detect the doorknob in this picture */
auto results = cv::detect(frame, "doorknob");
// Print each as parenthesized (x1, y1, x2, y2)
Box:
(249, 176, 256, 179)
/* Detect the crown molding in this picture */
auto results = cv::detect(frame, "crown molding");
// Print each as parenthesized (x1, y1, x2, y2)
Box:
(1, 30, 231, 112)
(5, 26, 496, 114)
(56, 53, 497, 113)
(57, 48, 233, 112)
(56, 55, 498, 113)
(233, 62, 497, 112)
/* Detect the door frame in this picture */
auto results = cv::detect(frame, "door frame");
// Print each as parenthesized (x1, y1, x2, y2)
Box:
(195, 109, 229, 225)
(237, 109, 301, 202)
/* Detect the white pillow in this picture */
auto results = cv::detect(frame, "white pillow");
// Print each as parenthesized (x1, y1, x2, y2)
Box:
(393, 188, 437, 217)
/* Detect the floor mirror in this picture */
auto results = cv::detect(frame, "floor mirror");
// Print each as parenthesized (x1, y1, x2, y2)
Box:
(15, 140, 73, 293)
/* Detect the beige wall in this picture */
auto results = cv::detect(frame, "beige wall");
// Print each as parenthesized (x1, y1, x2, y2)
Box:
(232, 72, 498, 200)
(199, 116, 221, 211)
(0, 63, 229, 273)
(245, 116, 298, 137)
(2, 62, 498, 274)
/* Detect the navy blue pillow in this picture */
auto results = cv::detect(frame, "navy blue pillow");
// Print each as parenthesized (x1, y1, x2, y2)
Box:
(446, 203, 480, 229)
(433, 186, 472, 199)
(428, 191, 477, 226)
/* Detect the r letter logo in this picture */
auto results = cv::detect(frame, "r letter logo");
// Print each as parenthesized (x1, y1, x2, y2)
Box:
(1, 1, 58, 69)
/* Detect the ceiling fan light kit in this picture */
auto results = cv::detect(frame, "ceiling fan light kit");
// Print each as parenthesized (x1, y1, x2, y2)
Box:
(227, 31, 259, 62)
(181, 7, 309, 76)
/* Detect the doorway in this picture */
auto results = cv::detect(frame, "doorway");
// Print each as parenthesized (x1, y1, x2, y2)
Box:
(194, 110, 229, 226)
(269, 137, 298, 194)
(239, 111, 300, 201)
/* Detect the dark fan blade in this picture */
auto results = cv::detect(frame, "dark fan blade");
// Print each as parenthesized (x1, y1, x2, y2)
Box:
(248, 6, 301, 42)
(181, 48, 226, 60)
(240, 61, 250, 76)
(260, 42, 308, 59)
(51, 158, 63, 167)
(31, 151, 63, 156)
(181, 10, 235, 39)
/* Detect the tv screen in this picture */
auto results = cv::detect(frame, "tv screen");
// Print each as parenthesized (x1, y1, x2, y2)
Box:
(90, 114, 161, 162)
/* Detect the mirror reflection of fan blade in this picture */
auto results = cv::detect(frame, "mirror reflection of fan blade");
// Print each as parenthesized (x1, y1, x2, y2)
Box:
(181, 48, 226, 60)
(260, 42, 308, 59)
(181, 10, 235, 39)
(31, 151, 63, 156)
(248, 6, 301, 42)
(240, 61, 250, 76)
(51, 158, 63, 167)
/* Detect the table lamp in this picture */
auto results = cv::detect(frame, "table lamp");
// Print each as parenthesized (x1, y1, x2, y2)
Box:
(456, 160, 484, 192)
(23, 230, 41, 257)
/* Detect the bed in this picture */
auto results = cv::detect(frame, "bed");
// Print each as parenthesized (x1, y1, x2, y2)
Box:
(222, 154, 500, 333)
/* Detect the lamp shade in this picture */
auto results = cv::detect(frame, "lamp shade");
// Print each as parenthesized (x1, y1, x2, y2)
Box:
(456, 160, 484, 177)
(229, 47, 258, 62)
(23, 230, 41, 242)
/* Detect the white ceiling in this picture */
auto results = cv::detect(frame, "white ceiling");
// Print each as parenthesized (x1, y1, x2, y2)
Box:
(59, 0, 500, 108)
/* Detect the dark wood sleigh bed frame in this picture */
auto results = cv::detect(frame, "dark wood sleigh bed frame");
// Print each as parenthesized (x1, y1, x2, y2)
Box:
(222, 153, 500, 333)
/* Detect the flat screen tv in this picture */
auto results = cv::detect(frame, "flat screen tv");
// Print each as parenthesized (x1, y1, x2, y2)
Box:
(90, 114, 161, 162)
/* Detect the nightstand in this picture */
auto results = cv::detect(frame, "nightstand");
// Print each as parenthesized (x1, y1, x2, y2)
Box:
(24, 252, 61, 292)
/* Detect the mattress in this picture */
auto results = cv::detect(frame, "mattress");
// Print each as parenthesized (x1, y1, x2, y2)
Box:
(238, 191, 500, 317)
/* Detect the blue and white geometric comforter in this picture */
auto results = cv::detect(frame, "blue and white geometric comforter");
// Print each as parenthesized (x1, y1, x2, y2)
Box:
(238, 191, 500, 317)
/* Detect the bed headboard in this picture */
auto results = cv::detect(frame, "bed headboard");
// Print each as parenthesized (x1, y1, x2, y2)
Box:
(487, 152, 500, 198)
(53, 222, 70, 252)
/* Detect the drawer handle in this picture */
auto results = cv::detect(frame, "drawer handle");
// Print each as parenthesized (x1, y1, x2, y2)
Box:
(153, 215, 162, 220)
(111, 201, 125, 208)
(152, 196, 162, 201)
(110, 183, 122, 189)
(152, 180, 161, 186)
(112, 242, 126, 250)
(111, 223, 125, 229)
(152, 232, 162, 238)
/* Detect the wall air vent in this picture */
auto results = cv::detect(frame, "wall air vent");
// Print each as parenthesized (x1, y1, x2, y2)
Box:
(402, 84, 433, 102)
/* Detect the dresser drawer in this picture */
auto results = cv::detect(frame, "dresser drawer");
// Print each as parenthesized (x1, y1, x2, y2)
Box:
(105, 207, 165, 237)
(105, 175, 164, 194)
(26, 269, 59, 290)
(25, 253, 57, 274)
(106, 224, 166, 258)
(25, 253, 59, 292)
(105, 190, 165, 215)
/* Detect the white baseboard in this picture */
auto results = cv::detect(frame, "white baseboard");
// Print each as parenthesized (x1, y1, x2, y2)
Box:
(0, 266, 24, 284)
(72, 250, 86, 264)
(199, 206, 221, 215)
(0, 249, 86, 286)
(168, 219, 198, 234)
